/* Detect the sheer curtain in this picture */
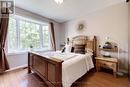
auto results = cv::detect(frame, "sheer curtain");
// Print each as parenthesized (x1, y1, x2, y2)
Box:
(0, 11, 10, 73)
(49, 22, 56, 51)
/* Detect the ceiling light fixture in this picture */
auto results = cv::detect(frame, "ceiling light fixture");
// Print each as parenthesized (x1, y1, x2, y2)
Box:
(54, 0, 63, 4)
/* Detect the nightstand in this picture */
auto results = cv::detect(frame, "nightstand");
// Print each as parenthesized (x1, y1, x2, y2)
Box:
(96, 57, 118, 77)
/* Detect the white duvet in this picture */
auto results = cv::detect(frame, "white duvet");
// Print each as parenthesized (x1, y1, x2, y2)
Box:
(41, 51, 94, 87)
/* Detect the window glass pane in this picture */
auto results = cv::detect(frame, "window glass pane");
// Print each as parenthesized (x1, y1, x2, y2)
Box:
(8, 18, 17, 51)
(8, 16, 51, 53)
(42, 25, 50, 48)
(19, 20, 41, 50)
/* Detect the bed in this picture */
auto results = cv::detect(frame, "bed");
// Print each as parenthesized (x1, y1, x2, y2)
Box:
(28, 35, 97, 87)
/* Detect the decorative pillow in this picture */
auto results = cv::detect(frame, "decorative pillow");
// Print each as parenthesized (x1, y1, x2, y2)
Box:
(85, 48, 93, 53)
(71, 47, 74, 52)
(74, 44, 85, 54)
(61, 47, 66, 53)
(61, 45, 74, 53)
(64, 44, 72, 53)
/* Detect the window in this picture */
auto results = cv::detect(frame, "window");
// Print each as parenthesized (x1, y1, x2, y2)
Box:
(8, 16, 51, 53)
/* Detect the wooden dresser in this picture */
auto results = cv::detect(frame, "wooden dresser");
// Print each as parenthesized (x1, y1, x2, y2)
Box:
(96, 57, 118, 77)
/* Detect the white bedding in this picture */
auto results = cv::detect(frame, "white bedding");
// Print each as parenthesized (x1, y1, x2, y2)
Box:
(40, 51, 94, 87)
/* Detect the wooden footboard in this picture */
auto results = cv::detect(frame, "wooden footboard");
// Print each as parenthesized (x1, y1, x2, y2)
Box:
(28, 52, 63, 87)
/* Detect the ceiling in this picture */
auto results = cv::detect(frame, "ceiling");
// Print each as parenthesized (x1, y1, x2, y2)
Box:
(15, 0, 125, 23)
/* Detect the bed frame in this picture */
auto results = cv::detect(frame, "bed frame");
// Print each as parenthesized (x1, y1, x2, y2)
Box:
(28, 36, 97, 87)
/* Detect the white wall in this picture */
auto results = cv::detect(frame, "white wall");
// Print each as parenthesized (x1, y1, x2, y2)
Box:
(60, 2, 128, 71)
(7, 53, 28, 68)
(7, 7, 61, 69)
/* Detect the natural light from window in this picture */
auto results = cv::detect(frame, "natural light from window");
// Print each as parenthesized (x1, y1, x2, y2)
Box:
(8, 16, 51, 53)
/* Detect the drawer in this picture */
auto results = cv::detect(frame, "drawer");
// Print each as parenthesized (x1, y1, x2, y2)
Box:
(98, 60, 116, 69)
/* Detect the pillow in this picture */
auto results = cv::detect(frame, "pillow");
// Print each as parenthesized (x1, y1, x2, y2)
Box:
(61, 47, 66, 53)
(64, 44, 72, 53)
(71, 47, 74, 52)
(85, 48, 93, 53)
(74, 44, 85, 54)
(61, 45, 74, 53)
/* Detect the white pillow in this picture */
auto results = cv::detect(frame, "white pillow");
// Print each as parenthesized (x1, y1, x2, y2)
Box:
(65, 44, 72, 53)
(85, 48, 93, 53)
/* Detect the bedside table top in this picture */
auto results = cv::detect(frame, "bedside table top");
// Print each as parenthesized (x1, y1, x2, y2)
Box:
(96, 57, 118, 63)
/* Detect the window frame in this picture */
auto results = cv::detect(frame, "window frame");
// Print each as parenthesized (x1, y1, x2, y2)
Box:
(7, 15, 51, 54)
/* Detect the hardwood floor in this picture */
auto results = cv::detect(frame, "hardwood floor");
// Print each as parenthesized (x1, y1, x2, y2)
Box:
(72, 70, 130, 87)
(0, 68, 47, 87)
(0, 68, 129, 87)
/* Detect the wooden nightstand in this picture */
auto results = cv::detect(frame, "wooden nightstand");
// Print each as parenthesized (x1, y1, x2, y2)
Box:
(96, 57, 118, 77)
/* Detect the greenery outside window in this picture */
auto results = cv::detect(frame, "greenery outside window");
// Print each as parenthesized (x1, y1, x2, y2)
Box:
(8, 15, 51, 53)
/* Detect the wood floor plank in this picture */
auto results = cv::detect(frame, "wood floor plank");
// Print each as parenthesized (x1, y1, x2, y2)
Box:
(0, 69, 47, 87)
(72, 71, 130, 87)
(0, 68, 129, 87)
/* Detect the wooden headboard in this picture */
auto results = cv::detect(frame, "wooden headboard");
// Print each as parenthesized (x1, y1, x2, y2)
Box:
(71, 35, 97, 57)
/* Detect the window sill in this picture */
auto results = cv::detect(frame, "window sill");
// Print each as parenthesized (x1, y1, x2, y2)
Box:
(7, 49, 53, 56)
(7, 51, 28, 56)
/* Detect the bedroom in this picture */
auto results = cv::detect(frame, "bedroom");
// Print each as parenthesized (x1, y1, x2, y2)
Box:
(0, 0, 130, 87)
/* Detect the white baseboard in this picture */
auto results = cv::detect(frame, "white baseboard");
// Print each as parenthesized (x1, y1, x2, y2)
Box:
(6, 64, 28, 72)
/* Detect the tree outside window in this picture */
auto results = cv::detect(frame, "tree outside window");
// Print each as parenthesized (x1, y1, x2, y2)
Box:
(8, 16, 50, 53)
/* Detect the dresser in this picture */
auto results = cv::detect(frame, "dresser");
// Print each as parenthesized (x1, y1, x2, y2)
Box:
(96, 57, 118, 77)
